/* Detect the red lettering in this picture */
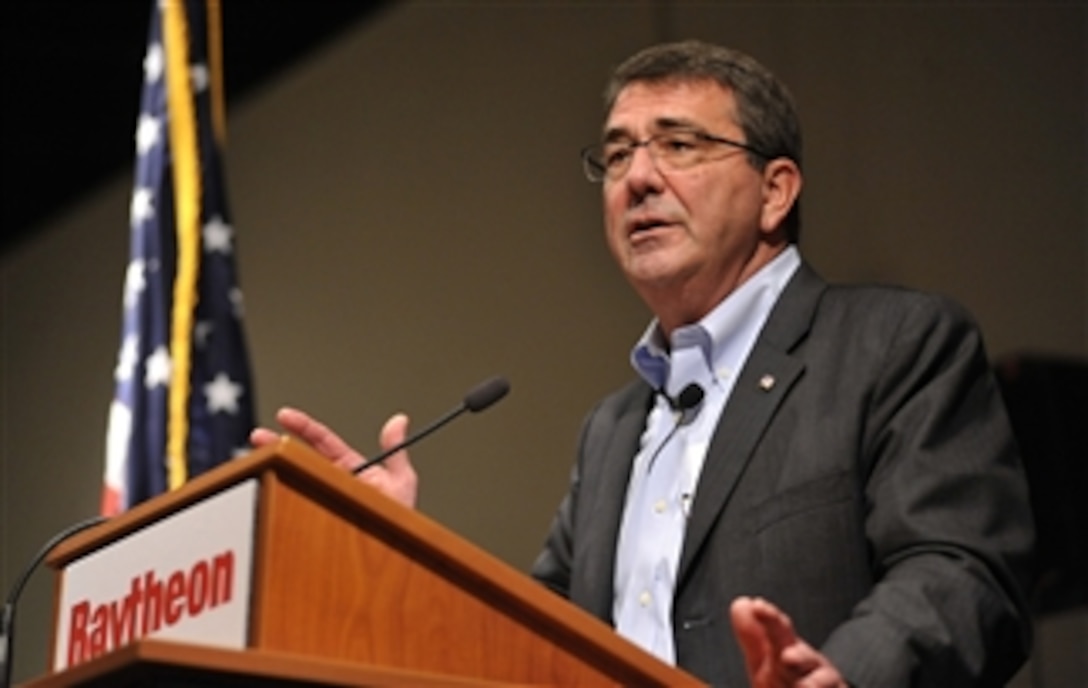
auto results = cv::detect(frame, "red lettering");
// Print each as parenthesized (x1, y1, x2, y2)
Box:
(89, 604, 108, 658)
(67, 600, 90, 667)
(108, 578, 139, 648)
(210, 551, 234, 606)
(140, 570, 162, 635)
(187, 561, 208, 615)
(164, 571, 186, 625)
(65, 548, 239, 667)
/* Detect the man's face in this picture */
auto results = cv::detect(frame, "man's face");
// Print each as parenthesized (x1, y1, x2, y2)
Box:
(601, 79, 777, 324)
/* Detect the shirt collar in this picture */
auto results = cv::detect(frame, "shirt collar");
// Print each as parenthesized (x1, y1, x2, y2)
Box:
(631, 246, 801, 392)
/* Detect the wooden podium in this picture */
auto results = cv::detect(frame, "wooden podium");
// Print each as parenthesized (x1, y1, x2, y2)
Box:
(25, 438, 702, 686)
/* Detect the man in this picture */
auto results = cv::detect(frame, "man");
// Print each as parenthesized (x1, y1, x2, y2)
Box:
(252, 41, 1034, 687)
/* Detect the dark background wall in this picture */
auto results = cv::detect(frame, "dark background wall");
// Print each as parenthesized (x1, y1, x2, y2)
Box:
(3, 2, 1085, 684)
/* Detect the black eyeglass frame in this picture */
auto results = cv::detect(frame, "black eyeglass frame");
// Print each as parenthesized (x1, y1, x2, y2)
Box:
(580, 130, 777, 183)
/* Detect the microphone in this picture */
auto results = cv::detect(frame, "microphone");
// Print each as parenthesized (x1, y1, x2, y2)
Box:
(644, 382, 705, 473)
(2, 515, 107, 688)
(659, 382, 705, 415)
(352, 375, 510, 474)
(674, 383, 705, 412)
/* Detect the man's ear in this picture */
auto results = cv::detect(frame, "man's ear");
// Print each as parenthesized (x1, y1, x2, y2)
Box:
(759, 158, 802, 233)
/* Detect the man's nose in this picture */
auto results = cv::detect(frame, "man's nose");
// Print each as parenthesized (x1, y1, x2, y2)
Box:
(623, 144, 665, 192)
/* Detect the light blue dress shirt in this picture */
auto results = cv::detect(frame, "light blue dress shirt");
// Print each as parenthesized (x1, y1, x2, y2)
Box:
(613, 246, 801, 664)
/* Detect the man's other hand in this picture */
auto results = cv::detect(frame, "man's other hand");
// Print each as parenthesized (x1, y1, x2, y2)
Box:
(731, 596, 847, 688)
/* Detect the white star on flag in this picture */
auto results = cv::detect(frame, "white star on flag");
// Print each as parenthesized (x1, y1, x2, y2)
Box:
(114, 335, 140, 382)
(144, 346, 172, 389)
(204, 372, 244, 414)
(135, 114, 161, 155)
(123, 259, 146, 308)
(143, 42, 163, 83)
(229, 287, 245, 317)
(130, 187, 154, 227)
(203, 216, 233, 253)
(194, 320, 214, 348)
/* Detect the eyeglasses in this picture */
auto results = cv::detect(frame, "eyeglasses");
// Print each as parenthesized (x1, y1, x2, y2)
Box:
(580, 129, 773, 183)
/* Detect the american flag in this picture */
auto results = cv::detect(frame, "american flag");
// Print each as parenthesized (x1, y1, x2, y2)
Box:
(103, 0, 255, 516)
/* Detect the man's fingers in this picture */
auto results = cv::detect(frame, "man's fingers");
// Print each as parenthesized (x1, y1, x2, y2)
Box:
(729, 597, 761, 644)
(730, 597, 773, 681)
(751, 597, 800, 654)
(732, 596, 848, 688)
(358, 413, 418, 508)
(751, 598, 814, 684)
(799, 665, 847, 688)
(780, 641, 823, 676)
(275, 407, 357, 465)
(253, 406, 418, 508)
(377, 413, 412, 470)
(249, 427, 280, 447)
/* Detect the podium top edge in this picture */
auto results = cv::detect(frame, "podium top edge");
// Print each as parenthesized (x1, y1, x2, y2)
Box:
(46, 437, 333, 567)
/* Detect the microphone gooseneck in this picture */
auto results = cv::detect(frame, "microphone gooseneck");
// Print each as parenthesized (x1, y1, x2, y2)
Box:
(352, 375, 510, 474)
(2, 515, 107, 688)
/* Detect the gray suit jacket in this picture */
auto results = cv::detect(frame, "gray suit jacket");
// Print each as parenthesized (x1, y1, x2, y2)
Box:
(531, 262, 1034, 687)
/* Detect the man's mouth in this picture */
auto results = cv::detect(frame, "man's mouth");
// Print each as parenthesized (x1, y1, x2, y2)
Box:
(628, 218, 674, 237)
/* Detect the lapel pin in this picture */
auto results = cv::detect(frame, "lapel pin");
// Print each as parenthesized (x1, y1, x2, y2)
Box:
(759, 374, 776, 391)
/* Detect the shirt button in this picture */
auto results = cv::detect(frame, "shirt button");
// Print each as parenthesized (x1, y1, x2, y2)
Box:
(653, 499, 667, 514)
(639, 591, 652, 607)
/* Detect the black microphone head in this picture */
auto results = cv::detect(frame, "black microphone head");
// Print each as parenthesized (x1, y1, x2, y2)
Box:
(463, 375, 510, 413)
(676, 383, 705, 411)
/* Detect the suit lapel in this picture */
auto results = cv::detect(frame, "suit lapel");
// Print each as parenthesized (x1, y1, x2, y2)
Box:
(677, 263, 826, 585)
(578, 384, 654, 621)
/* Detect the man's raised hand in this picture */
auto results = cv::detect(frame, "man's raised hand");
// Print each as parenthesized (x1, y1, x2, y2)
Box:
(250, 408, 418, 508)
